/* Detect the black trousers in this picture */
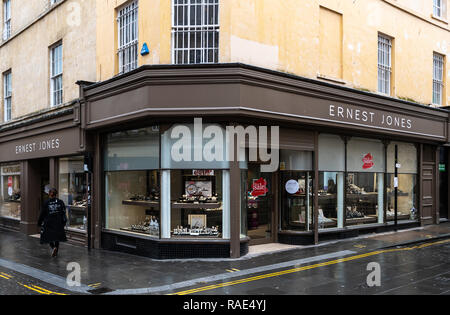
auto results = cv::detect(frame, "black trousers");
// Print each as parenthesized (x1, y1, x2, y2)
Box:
(49, 241, 60, 249)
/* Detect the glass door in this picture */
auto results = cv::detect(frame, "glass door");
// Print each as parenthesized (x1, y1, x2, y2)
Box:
(246, 163, 274, 245)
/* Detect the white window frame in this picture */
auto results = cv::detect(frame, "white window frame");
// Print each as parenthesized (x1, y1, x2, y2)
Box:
(433, 0, 442, 17)
(50, 42, 63, 107)
(433, 53, 444, 105)
(3, 71, 11, 122)
(3, 0, 11, 41)
(117, 1, 139, 74)
(378, 34, 392, 95)
(172, 0, 219, 65)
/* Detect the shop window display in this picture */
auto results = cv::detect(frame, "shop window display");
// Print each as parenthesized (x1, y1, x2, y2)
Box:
(104, 127, 161, 237)
(59, 157, 87, 232)
(280, 150, 314, 231)
(318, 134, 345, 229)
(318, 172, 344, 229)
(161, 122, 229, 239)
(386, 142, 418, 221)
(170, 170, 222, 238)
(346, 138, 384, 226)
(0, 164, 21, 220)
(345, 173, 382, 225)
(105, 170, 161, 237)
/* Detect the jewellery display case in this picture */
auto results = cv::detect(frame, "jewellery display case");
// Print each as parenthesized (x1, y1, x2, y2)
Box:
(170, 170, 223, 238)
(118, 171, 161, 237)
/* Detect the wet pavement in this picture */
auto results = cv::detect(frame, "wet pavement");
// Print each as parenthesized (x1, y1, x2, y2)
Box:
(0, 223, 449, 295)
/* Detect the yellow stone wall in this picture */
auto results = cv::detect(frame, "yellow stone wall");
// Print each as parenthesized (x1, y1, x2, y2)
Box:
(97, 0, 449, 107)
(0, 0, 96, 121)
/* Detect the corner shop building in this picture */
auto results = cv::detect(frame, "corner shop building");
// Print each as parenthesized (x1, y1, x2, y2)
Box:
(1, 64, 449, 258)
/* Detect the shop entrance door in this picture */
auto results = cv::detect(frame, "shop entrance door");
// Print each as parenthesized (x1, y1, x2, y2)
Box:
(246, 163, 274, 245)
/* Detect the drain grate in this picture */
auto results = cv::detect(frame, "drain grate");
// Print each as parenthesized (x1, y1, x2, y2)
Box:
(87, 287, 115, 295)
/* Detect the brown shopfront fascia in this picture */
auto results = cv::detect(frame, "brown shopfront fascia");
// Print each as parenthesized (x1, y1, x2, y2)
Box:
(1, 64, 448, 259)
(0, 104, 90, 245)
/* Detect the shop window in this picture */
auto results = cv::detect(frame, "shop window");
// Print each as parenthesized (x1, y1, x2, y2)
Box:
(386, 142, 418, 221)
(104, 127, 161, 238)
(0, 163, 21, 220)
(280, 150, 314, 231)
(346, 138, 385, 226)
(161, 123, 229, 239)
(170, 170, 223, 238)
(59, 156, 87, 232)
(318, 134, 345, 229)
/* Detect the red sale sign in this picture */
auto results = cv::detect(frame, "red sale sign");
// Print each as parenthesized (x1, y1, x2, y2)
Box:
(362, 153, 374, 170)
(251, 178, 269, 197)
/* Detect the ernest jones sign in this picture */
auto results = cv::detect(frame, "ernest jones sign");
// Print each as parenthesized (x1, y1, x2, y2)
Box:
(1, 128, 81, 162)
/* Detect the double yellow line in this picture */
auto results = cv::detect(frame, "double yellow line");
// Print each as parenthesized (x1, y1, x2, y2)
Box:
(1, 271, 67, 295)
(0, 272, 13, 280)
(18, 283, 67, 295)
(171, 238, 450, 295)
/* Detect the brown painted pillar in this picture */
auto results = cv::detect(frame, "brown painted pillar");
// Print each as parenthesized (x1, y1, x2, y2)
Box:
(49, 158, 58, 189)
(314, 132, 319, 245)
(20, 160, 40, 235)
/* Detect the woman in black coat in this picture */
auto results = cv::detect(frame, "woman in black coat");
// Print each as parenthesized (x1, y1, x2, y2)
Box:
(38, 188, 67, 257)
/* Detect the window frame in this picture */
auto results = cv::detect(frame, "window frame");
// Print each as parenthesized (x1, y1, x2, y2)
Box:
(433, 52, 444, 106)
(378, 34, 392, 96)
(50, 42, 63, 107)
(3, 70, 11, 122)
(433, 0, 442, 18)
(172, 0, 220, 65)
(117, 0, 139, 74)
(3, 0, 11, 41)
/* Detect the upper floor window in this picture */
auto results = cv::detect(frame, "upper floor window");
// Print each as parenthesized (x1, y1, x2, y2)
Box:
(2, 0, 11, 41)
(172, 0, 219, 64)
(433, 0, 442, 17)
(433, 53, 444, 105)
(378, 34, 392, 95)
(117, 1, 138, 74)
(50, 42, 63, 107)
(3, 71, 11, 122)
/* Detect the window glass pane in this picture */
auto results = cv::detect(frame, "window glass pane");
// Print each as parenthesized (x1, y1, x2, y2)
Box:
(318, 172, 344, 229)
(170, 169, 222, 238)
(161, 123, 229, 169)
(346, 172, 383, 226)
(104, 127, 160, 171)
(347, 137, 385, 172)
(280, 171, 314, 231)
(387, 142, 417, 174)
(58, 156, 87, 232)
(0, 163, 21, 220)
(387, 174, 418, 221)
(319, 134, 345, 171)
(280, 150, 313, 171)
(105, 170, 160, 237)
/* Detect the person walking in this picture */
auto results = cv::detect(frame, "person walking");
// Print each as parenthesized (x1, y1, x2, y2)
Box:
(37, 188, 67, 257)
